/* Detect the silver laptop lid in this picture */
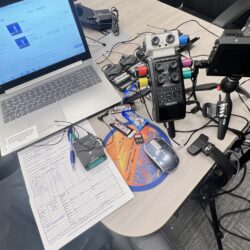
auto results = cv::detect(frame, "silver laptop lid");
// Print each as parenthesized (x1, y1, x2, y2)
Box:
(0, 0, 91, 94)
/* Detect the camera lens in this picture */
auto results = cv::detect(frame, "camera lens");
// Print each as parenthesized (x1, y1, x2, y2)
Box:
(166, 34, 175, 44)
(151, 36, 160, 46)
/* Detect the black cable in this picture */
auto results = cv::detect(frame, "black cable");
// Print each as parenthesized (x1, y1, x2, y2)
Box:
(170, 120, 213, 146)
(146, 24, 168, 32)
(190, 69, 202, 112)
(175, 19, 220, 38)
(105, 50, 126, 56)
(100, 54, 114, 65)
(111, 7, 119, 36)
(238, 93, 250, 112)
(225, 190, 250, 203)
(96, 31, 155, 64)
(171, 111, 249, 147)
(181, 131, 195, 146)
(170, 138, 181, 146)
(85, 35, 106, 46)
(74, 120, 114, 148)
(218, 192, 250, 242)
(175, 119, 213, 133)
(190, 54, 209, 58)
(240, 79, 250, 87)
(126, 86, 153, 121)
(238, 79, 250, 113)
(211, 165, 247, 197)
(200, 204, 215, 229)
(181, 54, 209, 59)
(138, 88, 153, 121)
(53, 120, 114, 151)
(122, 42, 141, 46)
(231, 114, 249, 131)
(97, 113, 115, 147)
(31, 129, 67, 147)
(170, 119, 214, 146)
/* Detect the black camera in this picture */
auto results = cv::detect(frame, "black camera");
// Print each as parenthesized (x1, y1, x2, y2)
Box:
(207, 29, 250, 77)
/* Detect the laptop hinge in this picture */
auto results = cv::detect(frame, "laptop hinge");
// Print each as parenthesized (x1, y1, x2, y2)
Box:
(5, 61, 83, 95)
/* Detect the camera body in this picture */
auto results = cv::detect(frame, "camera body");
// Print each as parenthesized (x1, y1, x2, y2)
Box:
(207, 29, 250, 77)
(144, 31, 186, 123)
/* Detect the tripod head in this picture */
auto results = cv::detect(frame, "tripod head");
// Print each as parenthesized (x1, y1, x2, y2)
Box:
(220, 76, 240, 93)
(185, 73, 249, 140)
(185, 29, 250, 139)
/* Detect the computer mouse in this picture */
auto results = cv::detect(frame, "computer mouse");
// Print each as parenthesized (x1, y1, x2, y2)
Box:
(144, 138, 179, 173)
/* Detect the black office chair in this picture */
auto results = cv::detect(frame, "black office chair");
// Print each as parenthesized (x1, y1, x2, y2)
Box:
(160, 0, 250, 28)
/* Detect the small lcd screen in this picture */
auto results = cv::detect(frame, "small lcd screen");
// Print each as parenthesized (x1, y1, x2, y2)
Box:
(0, 0, 85, 85)
(216, 48, 250, 75)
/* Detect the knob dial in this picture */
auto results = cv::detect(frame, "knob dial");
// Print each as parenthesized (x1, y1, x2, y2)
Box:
(170, 72, 180, 83)
(169, 60, 178, 69)
(155, 62, 164, 71)
(158, 75, 165, 85)
(157, 72, 167, 85)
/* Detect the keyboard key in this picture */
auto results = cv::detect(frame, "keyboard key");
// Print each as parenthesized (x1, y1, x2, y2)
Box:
(9, 115, 15, 121)
(1, 66, 100, 123)
(4, 117, 9, 123)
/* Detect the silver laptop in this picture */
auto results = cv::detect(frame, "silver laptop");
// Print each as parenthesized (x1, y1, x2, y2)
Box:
(0, 0, 121, 156)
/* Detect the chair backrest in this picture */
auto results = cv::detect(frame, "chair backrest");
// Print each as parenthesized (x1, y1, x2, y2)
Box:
(0, 154, 19, 181)
(159, 0, 183, 8)
(183, 0, 237, 19)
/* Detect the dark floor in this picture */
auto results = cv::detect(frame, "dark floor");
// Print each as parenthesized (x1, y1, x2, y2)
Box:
(162, 153, 250, 250)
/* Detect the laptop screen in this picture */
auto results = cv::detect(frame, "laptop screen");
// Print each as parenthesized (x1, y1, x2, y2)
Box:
(0, 0, 89, 90)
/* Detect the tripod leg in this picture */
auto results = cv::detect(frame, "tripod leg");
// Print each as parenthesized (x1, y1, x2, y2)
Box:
(208, 198, 224, 250)
(239, 148, 250, 166)
(164, 121, 176, 138)
(237, 86, 250, 98)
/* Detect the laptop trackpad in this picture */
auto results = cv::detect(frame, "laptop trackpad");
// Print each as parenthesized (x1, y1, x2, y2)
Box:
(28, 106, 66, 133)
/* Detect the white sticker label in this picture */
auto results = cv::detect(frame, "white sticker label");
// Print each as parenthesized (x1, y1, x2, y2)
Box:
(3, 126, 38, 154)
(149, 139, 162, 150)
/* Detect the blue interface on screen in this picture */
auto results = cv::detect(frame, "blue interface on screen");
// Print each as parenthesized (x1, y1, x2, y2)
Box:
(0, 0, 86, 86)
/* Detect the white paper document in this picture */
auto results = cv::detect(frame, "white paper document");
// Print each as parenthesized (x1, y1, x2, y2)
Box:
(18, 120, 134, 250)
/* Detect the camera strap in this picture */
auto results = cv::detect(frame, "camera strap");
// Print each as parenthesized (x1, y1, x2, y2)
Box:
(187, 134, 234, 183)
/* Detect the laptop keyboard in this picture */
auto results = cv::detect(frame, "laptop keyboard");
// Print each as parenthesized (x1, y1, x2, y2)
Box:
(1, 65, 102, 124)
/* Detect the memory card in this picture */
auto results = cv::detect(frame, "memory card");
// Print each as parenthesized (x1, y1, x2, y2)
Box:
(134, 133, 144, 144)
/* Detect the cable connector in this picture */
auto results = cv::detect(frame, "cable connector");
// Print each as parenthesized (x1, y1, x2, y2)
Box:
(186, 100, 197, 105)
(187, 100, 201, 113)
(194, 60, 209, 69)
(97, 110, 109, 122)
(191, 105, 201, 114)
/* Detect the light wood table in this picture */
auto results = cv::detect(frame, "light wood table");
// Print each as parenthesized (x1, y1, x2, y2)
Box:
(80, 0, 250, 237)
